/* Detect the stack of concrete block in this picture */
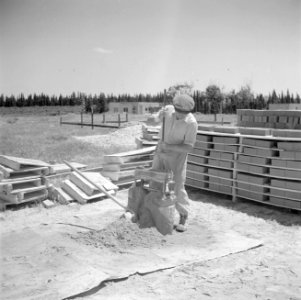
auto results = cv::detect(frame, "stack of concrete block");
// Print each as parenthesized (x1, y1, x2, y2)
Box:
(101, 146, 155, 185)
(269, 179, 301, 209)
(208, 168, 233, 195)
(186, 165, 208, 189)
(237, 109, 301, 129)
(136, 124, 160, 148)
(236, 173, 269, 201)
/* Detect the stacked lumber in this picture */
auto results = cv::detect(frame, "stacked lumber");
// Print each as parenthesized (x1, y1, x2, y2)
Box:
(55, 171, 118, 204)
(237, 109, 301, 129)
(0, 155, 51, 209)
(101, 146, 156, 185)
(136, 124, 160, 148)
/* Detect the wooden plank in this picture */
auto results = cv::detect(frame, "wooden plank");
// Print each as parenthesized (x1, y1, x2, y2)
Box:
(104, 146, 156, 164)
(62, 179, 114, 204)
(53, 187, 74, 204)
(0, 155, 50, 171)
(48, 162, 87, 174)
(0, 164, 49, 180)
(134, 168, 170, 183)
(101, 169, 136, 181)
(69, 171, 118, 196)
(102, 160, 152, 172)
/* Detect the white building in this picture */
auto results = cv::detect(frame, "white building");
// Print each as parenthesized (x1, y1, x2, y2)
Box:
(108, 102, 162, 114)
(269, 103, 301, 110)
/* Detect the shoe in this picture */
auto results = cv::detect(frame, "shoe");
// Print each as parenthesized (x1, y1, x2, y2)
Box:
(176, 214, 188, 232)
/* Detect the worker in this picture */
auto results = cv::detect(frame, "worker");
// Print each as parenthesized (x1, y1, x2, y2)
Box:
(152, 93, 198, 232)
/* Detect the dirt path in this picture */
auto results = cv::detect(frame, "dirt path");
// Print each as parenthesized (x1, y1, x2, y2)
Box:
(1, 188, 301, 300)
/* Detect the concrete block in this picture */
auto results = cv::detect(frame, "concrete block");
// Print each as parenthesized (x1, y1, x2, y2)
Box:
(286, 181, 301, 191)
(212, 136, 225, 144)
(239, 127, 271, 136)
(223, 137, 239, 144)
(255, 140, 275, 148)
(237, 189, 251, 199)
(192, 148, 209, 157)
(286, 170, 301, 179)
(270, 187, 286, 198)
(225, 145, 239, 152)
(221, 153, 234, 160)
(208, 168, 219, 176)
(214, 143, 225, 151)
(243, 147, 257, 156)
(285, 191, 301, 201)
(272, 129, 301, 138)
(186, 171, 208, 182)
(208, 159, 220, 168)
(213, 126, 239, 134)
(286, 160, 301, 169)
(283, 199, 301, 209)
(248, 192, 268, 201)
(270, 168, 286, 177)
(279, 151, 296, 159)
(243, 138, 256, 146)
(209, 176, 220, 184)
(187, 164, 208, 173)
(237, 162, 249, 172)
(209, 151, 221, 159)
(257, 149, 276, 157)
(219, 185, 232, 195)
(251, 156, 270, 165)
(271, 159, 286, 168)
(188, 155, 208, 165)
(185, 178, 208, 189)
(249, 165, 268, 174)
(238, 155, 251, 163)
(278, 142, 301, 151)
(270, 179, 286, 188)
(237, 182, 250, 190)
(248, 174, 268, 185)
(220, 178, 232, 186)
(194, 141, 211, 149)
(219, 170, 233, 179)
(208, 182, 220, 192)
(219, 160, 233, 169)
(237, 173, 250, 182)
(198, 125, 215, 131)
(269, 196, 284, 206)
(42, 199, 56, 208)
(196, 134, 212, 142)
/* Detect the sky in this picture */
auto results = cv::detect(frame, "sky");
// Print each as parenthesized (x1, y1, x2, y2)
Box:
(0, 0, 300, 96)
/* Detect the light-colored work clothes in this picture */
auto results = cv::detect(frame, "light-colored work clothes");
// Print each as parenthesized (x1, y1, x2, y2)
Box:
(152, 105, 198, 216)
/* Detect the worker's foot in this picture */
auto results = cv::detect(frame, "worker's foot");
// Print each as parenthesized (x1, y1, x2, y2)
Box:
(176, 214, 188, 232)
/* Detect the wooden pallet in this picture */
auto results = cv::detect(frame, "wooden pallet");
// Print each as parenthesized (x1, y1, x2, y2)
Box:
(0, 185, 48, 204)
(48, 162, 87, 174)
(0, 177, 42, 194)
(0, 155, 50, 171)
(0, 164, 49, 181)
(61, 179, 115, 204)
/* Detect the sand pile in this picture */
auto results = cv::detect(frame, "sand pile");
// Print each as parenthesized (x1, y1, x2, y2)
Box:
(72, 217, 167, 253)
(72, 124, 142, 149)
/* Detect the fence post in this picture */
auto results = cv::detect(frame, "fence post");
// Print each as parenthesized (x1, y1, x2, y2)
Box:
(118, 114, 121, 127)
(81, 111, 83, 128)
(103, 113, 105, 123)
(60, 116, 62, 126)
(126, 113, 128, 122)
(91, 108, 94, 130)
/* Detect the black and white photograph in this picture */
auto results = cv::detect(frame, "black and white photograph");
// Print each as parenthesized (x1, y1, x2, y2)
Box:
(0, 0, 300, 299)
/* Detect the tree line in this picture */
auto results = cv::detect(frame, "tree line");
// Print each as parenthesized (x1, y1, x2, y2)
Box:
(1, 85, 300, 114)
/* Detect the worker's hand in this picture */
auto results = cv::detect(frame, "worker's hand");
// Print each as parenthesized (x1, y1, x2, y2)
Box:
(157, 142, 171, 153)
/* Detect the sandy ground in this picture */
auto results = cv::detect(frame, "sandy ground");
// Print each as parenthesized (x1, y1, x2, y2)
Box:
(1, 188, 301, 300)
(1, 123, 301, 300)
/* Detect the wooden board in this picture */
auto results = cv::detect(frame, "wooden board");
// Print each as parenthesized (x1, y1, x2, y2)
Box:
(134, 168, 170, 183)
(62, 179, 114, 204)
(101, 169, 136, 181)
(0, 155, 50, 171)
(102, 160, 152, 172)
(0, 188, 48, 204)
(48, 162, 87, 174)
(53, 187, 74, 204)
(69, 172, 118, 196)
(0, 178, 42, 194)
(0, 164, 49, 180)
